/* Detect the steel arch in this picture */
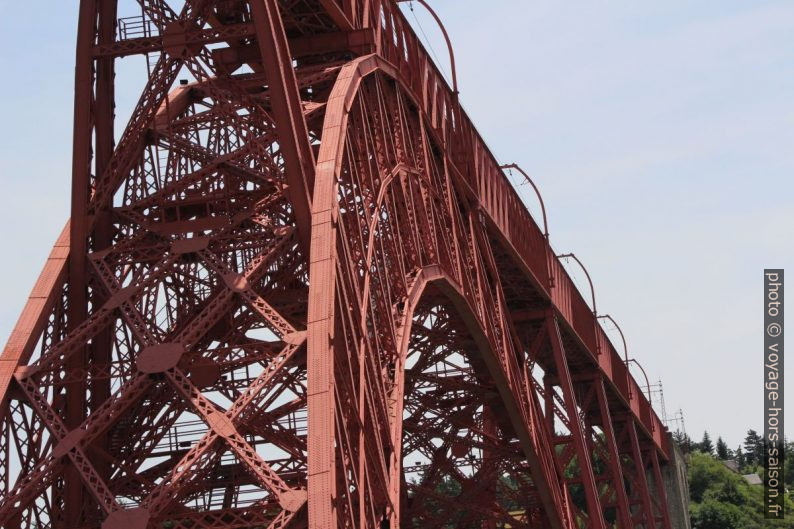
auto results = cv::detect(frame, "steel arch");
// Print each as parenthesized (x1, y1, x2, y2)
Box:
(0, 2, 678, 529)
(306, 58, 575, 528)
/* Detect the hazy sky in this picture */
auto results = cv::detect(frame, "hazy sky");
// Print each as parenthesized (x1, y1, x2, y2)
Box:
(1, 1, 792, 451)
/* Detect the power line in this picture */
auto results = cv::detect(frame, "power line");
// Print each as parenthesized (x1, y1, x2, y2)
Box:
(406, 2, 453, 87)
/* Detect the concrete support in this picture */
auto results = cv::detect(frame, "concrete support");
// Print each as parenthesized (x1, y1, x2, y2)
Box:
(660, 438, 691, 529)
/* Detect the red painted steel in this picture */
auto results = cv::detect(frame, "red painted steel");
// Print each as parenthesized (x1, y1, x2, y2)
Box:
(0, 2, 673, 528)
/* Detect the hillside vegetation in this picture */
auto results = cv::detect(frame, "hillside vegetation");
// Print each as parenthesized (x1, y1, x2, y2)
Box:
(684, 430, 794, 529)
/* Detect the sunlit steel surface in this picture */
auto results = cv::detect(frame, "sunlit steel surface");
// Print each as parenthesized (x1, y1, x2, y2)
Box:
(0, 2, 673, 528)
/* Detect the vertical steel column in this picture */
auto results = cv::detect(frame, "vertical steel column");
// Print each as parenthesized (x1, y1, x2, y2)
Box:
(651, 449, 672, 529)
(250, 0, 316, 251)
(63, 1, 98, 526)
(543, 376, 557, 441)
(594, 378, 632, 528)
(89, 0, 117, 485)
(481, 405, 498, 529)
(627, 420, 656, 528)
(546, 313, 606, 529)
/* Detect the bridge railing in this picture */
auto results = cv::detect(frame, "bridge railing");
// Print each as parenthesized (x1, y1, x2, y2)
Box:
(360, 0, 667, 454)
(551, 251, 665, 446)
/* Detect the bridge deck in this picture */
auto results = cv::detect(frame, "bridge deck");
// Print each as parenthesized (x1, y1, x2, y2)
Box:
(365, 0, 668, 457)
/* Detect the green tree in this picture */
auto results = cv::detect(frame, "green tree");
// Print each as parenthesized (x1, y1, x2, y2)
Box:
(673, 430, 692, 452)
(689, 454, 715, 502)
(687, 451, 794, 529)
(690, 499, 743, 529)
(734, 446, 746, 469)
(699, 431, 714, 455)
(707, 479, 744, 505)
(784, 440, 794, 488)
(744, 429, 763, 466)
(715, 437, 730, 460)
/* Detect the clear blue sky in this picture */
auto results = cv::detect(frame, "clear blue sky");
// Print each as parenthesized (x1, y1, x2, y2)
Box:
(0, 1, 792, 451)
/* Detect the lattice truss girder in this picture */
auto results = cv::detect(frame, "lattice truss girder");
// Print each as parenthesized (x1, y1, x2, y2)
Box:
(0, 1, 673, 529)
